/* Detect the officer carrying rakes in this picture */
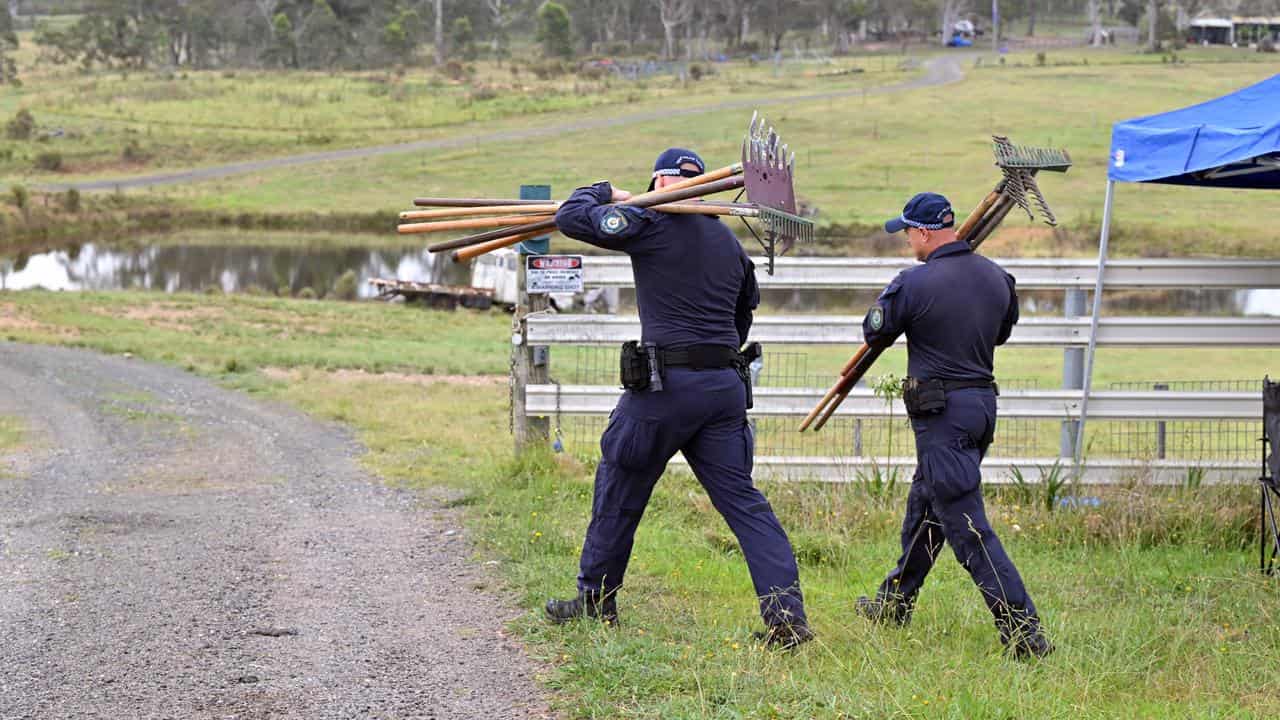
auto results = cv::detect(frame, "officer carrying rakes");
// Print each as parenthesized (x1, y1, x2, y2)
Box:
(544, 148, 813, 650)
(853, 192, 1054, 660)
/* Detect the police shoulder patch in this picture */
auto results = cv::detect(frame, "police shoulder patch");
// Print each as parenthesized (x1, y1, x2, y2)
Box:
(867, 305, 885, 331)
(600, 209, 629, 235)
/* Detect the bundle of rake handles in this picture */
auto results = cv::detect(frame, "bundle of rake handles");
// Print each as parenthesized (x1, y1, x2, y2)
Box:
(397, 161, 751, 263)
(797, 178, 1021, 433)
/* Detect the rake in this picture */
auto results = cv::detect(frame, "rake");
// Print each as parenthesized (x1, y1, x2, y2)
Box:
(798, 137, 1072, 433)
(394, 112, 815, 272)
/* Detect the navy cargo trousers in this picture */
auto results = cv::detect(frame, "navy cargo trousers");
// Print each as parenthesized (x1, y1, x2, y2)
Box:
(877, 388, 1040, 638)
(578, 367, 807, 627)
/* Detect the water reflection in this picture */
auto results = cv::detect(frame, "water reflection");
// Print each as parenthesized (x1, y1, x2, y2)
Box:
(0, 242, 1276, 316)
(0, 243, 450, 299)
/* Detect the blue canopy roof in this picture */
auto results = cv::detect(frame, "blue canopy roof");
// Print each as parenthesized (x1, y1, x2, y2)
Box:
(1108, 73, 1280, 189)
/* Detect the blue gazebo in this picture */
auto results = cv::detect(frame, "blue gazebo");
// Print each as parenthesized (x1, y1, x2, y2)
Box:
(1077, 74, 1280, 464)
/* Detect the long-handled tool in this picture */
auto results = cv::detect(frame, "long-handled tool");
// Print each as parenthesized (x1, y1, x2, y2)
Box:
(430, 174, 746, 255)
(799, 137, 1072, 433)
(396, 113, 816, 273)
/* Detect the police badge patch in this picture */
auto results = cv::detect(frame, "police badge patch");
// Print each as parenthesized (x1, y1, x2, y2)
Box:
(867, 305, 884, 331)
(600, 209, 629, 235)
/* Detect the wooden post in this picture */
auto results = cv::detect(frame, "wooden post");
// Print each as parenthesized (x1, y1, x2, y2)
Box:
(512, 184, 552, 452)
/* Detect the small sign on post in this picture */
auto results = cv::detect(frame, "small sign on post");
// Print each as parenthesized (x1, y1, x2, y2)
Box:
(526, 255, 584, 295)
(513, 184, 553, 452)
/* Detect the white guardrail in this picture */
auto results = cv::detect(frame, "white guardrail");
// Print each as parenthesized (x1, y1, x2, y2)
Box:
(529, 315, 1280, 346)
(583, 256, 1280, 290)
(521, 257, 1277, 484)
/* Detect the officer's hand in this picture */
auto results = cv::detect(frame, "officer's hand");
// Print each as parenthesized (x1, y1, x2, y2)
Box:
(610, 187, 633, 202)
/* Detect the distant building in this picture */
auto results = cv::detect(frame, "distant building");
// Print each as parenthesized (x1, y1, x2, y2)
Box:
(1189, 16, 1280, 45)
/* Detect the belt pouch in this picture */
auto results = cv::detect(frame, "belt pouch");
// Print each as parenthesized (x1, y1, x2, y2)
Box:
(619, 341, 651, 391)
(902, 377, 947, 417)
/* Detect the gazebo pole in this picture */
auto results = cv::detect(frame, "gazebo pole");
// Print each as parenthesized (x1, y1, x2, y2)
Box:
(1074, 178, 1116, 472)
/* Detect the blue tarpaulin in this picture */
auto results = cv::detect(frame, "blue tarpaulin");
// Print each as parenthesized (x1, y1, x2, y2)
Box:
(1108, 73, 1280, 188)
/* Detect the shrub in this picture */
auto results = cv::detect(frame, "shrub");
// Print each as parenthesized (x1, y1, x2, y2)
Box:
(1035, 51, 1047, 67)
(6, 109, 34, 140)
(122, 139, 149, 163)
(298, 286, 317, 300)
(332, 270, 358, 301)
(34, 151, 62, 171)
(468, 85, 499, 102)
(688, 63, 706, 81)
(442, 60, 467, 81)
(10, 183, 28, 210)
(62, 188, 81, 213)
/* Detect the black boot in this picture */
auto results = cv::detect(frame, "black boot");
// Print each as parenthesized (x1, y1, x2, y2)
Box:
(544, 590, 618, 626)
(1006, 631, 1055, 660)
(753, 622, 815, 651)
(855, 595, 912, 627)
(998, 615, 1054, 660)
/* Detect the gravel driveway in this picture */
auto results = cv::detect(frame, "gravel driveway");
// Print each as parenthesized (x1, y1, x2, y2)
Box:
(0, 343, 551, 719)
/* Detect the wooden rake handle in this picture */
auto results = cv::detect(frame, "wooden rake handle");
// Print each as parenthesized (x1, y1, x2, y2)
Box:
(399, 205, 561, 221)
(398, 213, 555, 235)
(811, 346, 884, 432)
(401, 201, 754, 223)
(426, 175, 745, 254)
(451, 226, 555, 263)
(796, 344, 870, 432)
(800, 180, 1012, 433)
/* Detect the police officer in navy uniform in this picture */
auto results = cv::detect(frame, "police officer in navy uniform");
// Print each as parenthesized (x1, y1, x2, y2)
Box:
(544, 148, 812, 649)
(855, 192, 1053, 660)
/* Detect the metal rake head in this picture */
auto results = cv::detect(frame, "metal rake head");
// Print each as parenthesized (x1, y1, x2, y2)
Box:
(743, 111, 799, 215)
(742, 112, 814, 271)
(993, 135, 1072, 227)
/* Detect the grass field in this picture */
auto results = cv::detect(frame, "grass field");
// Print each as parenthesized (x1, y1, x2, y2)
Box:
(0, 33, 910, 181)
(3, 36, 1280, 716)
(156, 48, 1280, 256)
(4, 43, 1280, 255)
(4, 289, 1277, 718)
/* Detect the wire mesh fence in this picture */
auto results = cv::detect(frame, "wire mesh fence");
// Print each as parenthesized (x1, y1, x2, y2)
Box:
(543, 348, 1263, 465)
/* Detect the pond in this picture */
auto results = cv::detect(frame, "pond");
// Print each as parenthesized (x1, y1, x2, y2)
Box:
(0, 241, 469, 299)
(1, 238, 1277, 316)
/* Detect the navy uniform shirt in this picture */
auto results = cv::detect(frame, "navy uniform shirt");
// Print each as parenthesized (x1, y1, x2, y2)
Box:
(555, 182, 758, 349)
(862, 240, 1018, 382)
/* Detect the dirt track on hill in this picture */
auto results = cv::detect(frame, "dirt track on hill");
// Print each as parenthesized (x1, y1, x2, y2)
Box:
(0, 343, 552, 719)
(37, 57, 963, 193)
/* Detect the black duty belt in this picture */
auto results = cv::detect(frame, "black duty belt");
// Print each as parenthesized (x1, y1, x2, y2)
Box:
(661, 345, 741, 369)
(939, 379, 1000, 395)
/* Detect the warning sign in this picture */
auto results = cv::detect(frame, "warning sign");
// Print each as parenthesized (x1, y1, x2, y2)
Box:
(526, 255, 584, 294)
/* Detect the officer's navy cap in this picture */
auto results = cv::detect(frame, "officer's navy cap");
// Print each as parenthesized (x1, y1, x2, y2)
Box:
(647, 147, 705, 191)
(884, 192, 955, 233)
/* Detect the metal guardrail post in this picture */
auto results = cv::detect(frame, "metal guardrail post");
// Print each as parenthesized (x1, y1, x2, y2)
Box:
(1061, 288, 1087, 458)
(1155, 382, 1169, 459)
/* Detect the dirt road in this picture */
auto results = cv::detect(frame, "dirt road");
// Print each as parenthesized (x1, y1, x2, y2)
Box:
(0, 343, 551, 719)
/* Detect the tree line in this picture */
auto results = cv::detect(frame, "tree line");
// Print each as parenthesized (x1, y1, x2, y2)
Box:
(3, 0, 1277, 81)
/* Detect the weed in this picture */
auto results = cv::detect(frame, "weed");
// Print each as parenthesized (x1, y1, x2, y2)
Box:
(5, 109, 34, 140)
(1039, 459, 1070, 512)
(33, 151, 62, 171)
